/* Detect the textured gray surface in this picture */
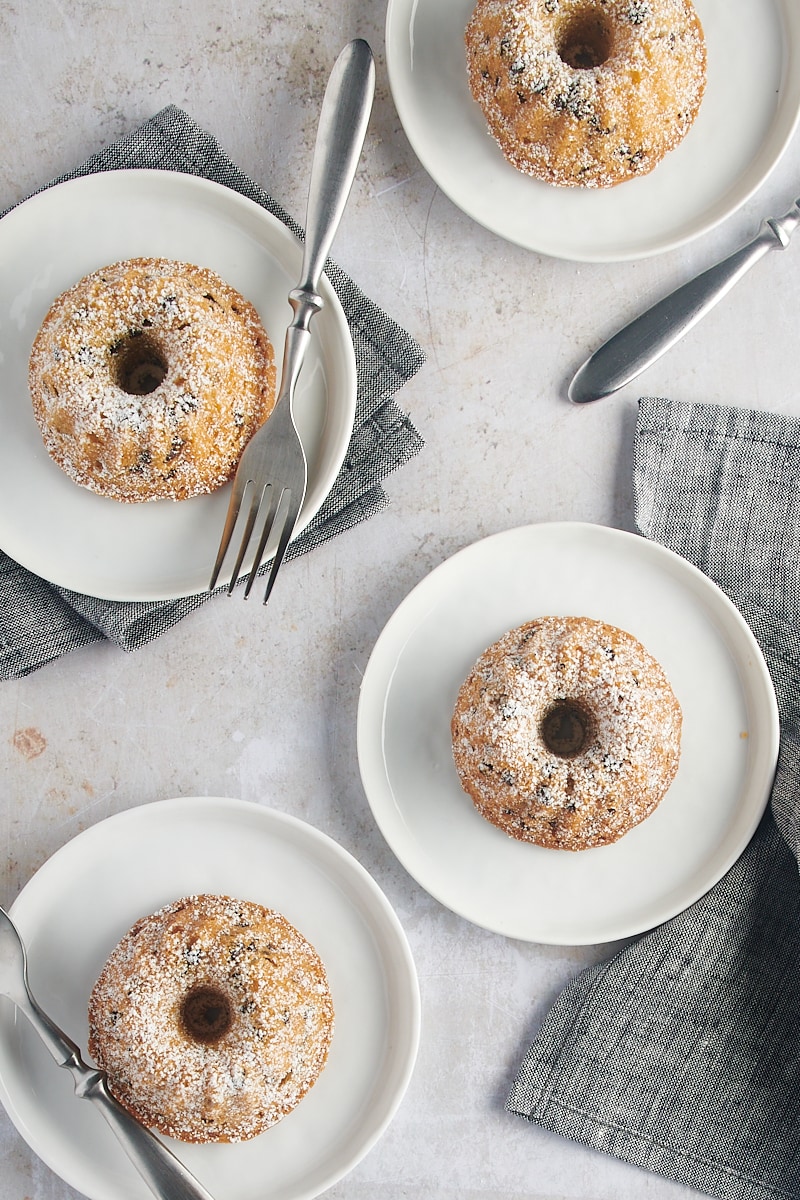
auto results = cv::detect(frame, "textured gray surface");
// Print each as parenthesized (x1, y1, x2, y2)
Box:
(0, 105, 424, 677)
(2, 2, 800, 1198)
(510, 398, 800, 1200)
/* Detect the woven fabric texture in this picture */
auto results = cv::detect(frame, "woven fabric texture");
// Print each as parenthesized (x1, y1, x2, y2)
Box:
(0, 105, 425, 679)
(508, 396, 800, 1200)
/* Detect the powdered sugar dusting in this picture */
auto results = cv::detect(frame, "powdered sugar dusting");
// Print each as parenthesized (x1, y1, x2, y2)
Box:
(451, 616, 682, 850)
(88, 895, 334, 1143)
(29, 258, 276, 502)
(465, 0, 706, 188)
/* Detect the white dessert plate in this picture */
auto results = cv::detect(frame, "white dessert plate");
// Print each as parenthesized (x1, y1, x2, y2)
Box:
(0, 170, 357, 600)
(357, 523, 779, 944)
(385, 0, 800, 261)
(0, 797, 420, 1200)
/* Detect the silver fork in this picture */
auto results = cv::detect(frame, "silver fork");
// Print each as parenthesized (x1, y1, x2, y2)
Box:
(0, 905, 215, 1200)
(209, 38, 375, 604)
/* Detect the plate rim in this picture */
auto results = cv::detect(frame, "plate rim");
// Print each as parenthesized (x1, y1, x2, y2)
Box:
(385, 0, 800, 262)
(0, 795, 421, 1200)
(356, 521, 780, 944)
(0, 169, 357, 601)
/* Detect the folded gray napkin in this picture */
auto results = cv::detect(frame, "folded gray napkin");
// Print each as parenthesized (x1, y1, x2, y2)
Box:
(508, 397, 800, 1200)
(0, 105, 425, 679)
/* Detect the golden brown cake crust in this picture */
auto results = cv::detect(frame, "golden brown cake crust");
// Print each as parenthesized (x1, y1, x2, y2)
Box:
(451, 616, 682, 850)
(465, 0, 706, 188)
(29, 258, 276, 502)
(88, 895, 334, 1143)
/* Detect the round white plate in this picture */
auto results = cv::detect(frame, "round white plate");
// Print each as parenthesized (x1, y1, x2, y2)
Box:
(385, 0, 800, 261)
(0, 170, 357, 600)
(0, 797, 420, 1200)
(357, 523, 779, 944)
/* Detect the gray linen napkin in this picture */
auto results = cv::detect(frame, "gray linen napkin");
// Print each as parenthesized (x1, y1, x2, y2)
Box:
(0, 105, 425, 679)
(508, 397, 800, 1200)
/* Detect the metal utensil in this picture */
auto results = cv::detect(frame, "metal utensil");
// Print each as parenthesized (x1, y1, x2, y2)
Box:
(209, 37, 375, 604)
(0, 905, 215, 1200)
(568, 196, 800, 405)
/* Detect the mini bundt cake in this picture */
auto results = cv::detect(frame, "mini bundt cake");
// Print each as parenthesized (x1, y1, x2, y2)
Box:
(88, 894, 334, 1142)
(451, 615, 682, 849)
(29, 258, 276, 502)
(465, 0, 706, 187)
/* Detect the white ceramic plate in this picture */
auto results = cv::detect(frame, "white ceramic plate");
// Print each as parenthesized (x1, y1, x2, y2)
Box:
(385, 0, 800, 261)
(0, 171, 357, 600)
(0, 797, 420, 1200)
(357, 523, 779, 944)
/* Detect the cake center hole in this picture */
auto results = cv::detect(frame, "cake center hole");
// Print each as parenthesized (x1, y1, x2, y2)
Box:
(556, 10, 613, 69)
(180, 987, 232, 1043)
(541, 701, 591, 757)
(112, 333, 168, 396)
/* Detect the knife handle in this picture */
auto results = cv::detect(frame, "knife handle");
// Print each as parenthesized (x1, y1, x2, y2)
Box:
(568, 206, 800, 405)
(18, 990, 215, 1200)
(75, 1073, 217, 1200)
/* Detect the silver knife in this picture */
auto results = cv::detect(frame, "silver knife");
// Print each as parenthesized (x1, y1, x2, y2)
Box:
(568, 195, 800, 405)
(0, 905, 215, 1200)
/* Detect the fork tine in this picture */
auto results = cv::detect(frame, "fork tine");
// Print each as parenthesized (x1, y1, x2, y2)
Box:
(260, 488, 303, 606)
(226, 481, 266, 595)
(242, 484, 283, 599)
(208, 479, 248, 592)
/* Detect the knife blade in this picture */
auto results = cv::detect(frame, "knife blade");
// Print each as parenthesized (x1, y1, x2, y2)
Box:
(568, 196, 800, 405)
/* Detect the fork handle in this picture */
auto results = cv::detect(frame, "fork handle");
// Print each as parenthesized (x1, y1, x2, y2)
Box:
(278, 38, 375, 410)
(298, 38, 375, 296)
(274, 316, 315, 409)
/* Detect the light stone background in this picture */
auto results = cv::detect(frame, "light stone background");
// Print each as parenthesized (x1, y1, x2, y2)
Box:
(1, 3, 799, 1199)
